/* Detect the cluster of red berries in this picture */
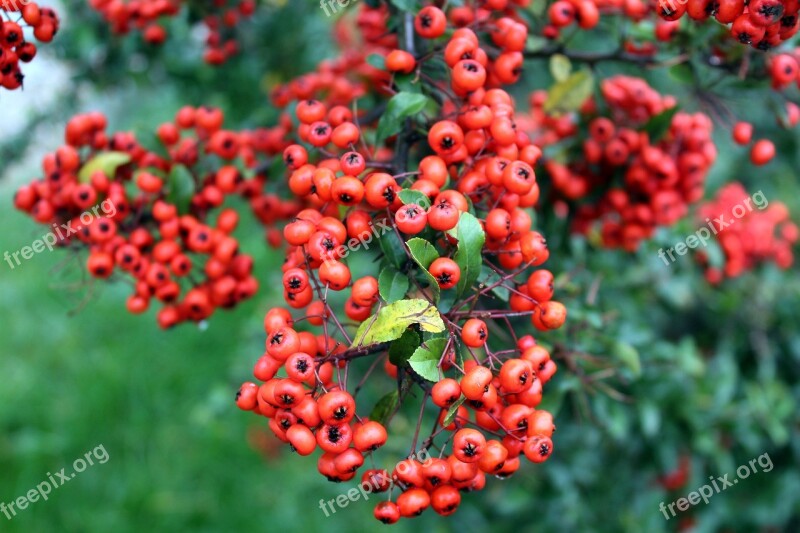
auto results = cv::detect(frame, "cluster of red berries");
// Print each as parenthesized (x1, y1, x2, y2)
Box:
(234, 3, 573, 522)
(546, 0, 602, 36)
(696, 182, 797, 282)
(238, 321, 559, 521)
(0, 0, 59, 91)
(14, 106, 300, 327)
(658, 0, 799, 49)
(87, 0, 255, 64)
(535, 76, 715, 250)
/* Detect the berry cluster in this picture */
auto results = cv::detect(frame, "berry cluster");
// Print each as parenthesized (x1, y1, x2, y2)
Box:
(14, 106, 299, 327)
(535, 76, 716, 250)
(237, 4, 569, 522)
(658, 0, 799, 49)
(546, 0, 602, 35)
(87, 0, 256, 64)
(0, 0, 59, 91)
(696, 182, 797, 282)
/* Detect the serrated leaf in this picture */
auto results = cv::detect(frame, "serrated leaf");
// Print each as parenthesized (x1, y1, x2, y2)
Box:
(443, 396, 466, 426)
(166, 164, 196, 215)
(78, 152, 131, 182)
(643, 106, 679, 142)
(408, 337, 448, 382)
(389, 329, 421, 366)
(351, 299, 445, 348)
(379, 267, 410, 303)
(370, 391, 399, 426)
(549, 54, 572, 82)
(544, 69, 594, 115)
(366, 53, 386, 70)
(375, 92, 430, 146)
(398, 189, 430, 208)
(615, 341, 641, 378)
(451, 212, 486, 297)
(406, 238, 440, 303)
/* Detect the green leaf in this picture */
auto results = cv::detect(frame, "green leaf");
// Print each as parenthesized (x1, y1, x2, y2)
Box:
(77, 152, 131, 183)
(443, 396, 466, 426)
(549, 54, 572, 83)
(398, 189, 430, 208)
(668, 64, 693, 83)
(615, 341, 641, 378)
(408, 337, 448, 382)
(544, 69, 594, 115)
(451, 212, 486, 297)
(379, 267, 410, 303)
(350, 299, 445, 348)
(375, 92, 431, 146)
(366, 53, 386, 70)
(369, 391, 399, 426)
(166, 164, 196, 215)
(389, 329, 421, 367)
(395, 74, 421, 94)
(643, 107, 679, 142)
(406, 238, 440, 303)
(378, 226, 407, 269)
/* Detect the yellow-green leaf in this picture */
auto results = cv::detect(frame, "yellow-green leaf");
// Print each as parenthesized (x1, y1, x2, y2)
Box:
(350, 298, 445, 348)
(549, 54, 572, 82)
(544, 69, 594, 115)
(78, 152, 131, 182)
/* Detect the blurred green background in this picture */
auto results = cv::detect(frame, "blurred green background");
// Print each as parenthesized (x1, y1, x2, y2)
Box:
(1, 2, 799, 532)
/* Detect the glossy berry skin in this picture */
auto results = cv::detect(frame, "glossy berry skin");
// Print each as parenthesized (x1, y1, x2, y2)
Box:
(317, 390, 356, 425)
(750, 139, 775, 165)
(461, 318, 488, 348)
(429, 258, 461, 290)
(453, 428, 486, 463)
(374, 501, 401, 524)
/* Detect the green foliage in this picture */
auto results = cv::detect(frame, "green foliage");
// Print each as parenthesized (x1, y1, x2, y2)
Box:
(378, 267, 410, 303)
(388, 329, 422, 367)
(369, 391, 400, 427)
(408, 337, 448, 382)
(375, 92, 431, 146)
(2, 2, 800, 532)
(165, 165, 196, 215)
(449, 212, 486, 298)
(406, 238, 441, 303)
